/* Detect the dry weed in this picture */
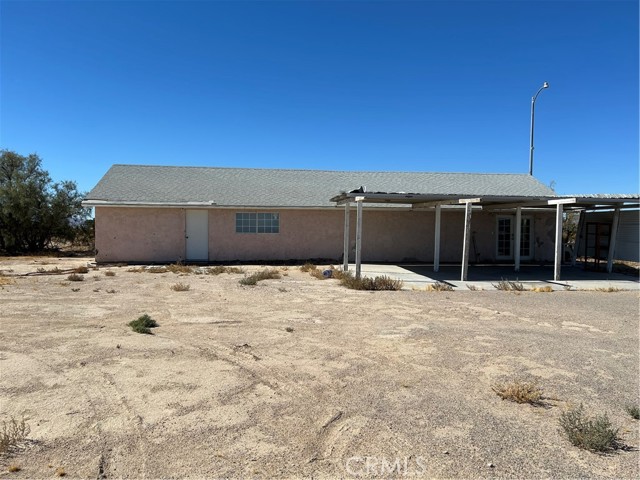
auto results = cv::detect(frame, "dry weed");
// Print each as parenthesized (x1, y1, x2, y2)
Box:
(531, 286, 553, 292)
(170, 282, 191, 292)
(492, 379, 544, 405)
(426, 282, 453, 292)
(594, 286, 624, 293)
(0, 416, 30, 454)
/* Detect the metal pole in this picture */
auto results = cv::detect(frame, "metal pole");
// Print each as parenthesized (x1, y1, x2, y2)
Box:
(343, 201, 350, 271)
(355, 199, 363, 279)
(528, 82, 549, 176)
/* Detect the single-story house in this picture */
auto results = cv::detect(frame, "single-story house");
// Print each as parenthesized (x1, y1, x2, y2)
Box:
(83, 165, 639, 280)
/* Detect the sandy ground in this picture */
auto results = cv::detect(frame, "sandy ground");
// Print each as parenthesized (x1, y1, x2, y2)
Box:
(0, 256, 638, 479)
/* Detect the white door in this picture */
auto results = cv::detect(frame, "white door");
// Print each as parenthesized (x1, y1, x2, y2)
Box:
(186, 210, 208, 261)
(496, 216, 534, 261)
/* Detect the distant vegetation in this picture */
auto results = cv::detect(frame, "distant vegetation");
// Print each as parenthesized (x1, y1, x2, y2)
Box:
(0, 150, 91, 253)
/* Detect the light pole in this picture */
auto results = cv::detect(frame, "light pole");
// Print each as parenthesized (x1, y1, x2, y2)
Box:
(529, 81, 549, 176)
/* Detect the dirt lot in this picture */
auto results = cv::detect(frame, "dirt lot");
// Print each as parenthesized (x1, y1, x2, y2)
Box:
(0, 256, 638, 479)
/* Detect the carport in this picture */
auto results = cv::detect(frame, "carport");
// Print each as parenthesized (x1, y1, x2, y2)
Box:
(331, 191, 639, 282)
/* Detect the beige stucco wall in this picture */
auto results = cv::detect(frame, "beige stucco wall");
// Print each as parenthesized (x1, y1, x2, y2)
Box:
(94, 206, 556, 263)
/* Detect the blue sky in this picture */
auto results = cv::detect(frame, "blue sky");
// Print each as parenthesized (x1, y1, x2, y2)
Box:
(1, 0, 638, 195)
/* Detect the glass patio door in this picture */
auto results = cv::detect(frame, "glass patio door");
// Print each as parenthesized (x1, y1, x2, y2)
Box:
(496, 216, 534, 261)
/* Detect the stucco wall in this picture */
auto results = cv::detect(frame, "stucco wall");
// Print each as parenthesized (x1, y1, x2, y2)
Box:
(94, 206, 556, 263)
(95, 207, 185, 263)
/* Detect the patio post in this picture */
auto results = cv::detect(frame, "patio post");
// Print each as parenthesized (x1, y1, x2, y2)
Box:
(514, 206, 522, 272)
(434, 205, 441, 272)
(343, 201, 350, 271)
(606, 207, 620, 273)
(355, 198, 363, 279)
(554, 203, 563, 281)
(461, 201, 473, 281)
(571, 210, 585, 266)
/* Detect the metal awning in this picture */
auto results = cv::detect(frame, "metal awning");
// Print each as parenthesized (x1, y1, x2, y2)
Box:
(332, 190, 639, 282)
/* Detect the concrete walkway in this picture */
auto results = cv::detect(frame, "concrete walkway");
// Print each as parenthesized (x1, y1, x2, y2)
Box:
(350, 263, 640, 291)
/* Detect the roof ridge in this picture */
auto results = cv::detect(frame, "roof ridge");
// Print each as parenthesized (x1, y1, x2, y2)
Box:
(110, 164, 535, 176)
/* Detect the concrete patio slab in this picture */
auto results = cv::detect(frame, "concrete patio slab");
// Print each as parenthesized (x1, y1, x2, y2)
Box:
(350, 263, 640, 291)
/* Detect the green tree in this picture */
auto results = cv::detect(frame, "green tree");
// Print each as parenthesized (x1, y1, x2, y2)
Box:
(0, 150, 89, 253)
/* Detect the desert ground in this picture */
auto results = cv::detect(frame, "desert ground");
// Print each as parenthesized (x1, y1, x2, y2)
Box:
(0, 256, 638, 479)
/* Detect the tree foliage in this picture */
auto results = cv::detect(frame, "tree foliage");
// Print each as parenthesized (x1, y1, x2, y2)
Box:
(0, 150, 90, 253)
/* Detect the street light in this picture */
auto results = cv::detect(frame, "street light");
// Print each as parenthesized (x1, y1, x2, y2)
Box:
(529, 81, 549, 176)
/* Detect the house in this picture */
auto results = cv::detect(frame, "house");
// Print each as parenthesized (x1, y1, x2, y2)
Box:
(83, 165, 638, 280)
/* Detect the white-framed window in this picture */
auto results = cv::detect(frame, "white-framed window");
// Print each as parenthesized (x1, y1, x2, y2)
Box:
(235, 212, 280, 233)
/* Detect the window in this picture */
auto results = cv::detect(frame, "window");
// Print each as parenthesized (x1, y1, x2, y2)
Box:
(235, 212, 279, 233)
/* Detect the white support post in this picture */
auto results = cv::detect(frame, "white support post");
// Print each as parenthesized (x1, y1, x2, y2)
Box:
(571, 210, 585, 266)
(514, 207, 522, 272)
(606, 207, 621, 273)
(355, 199, 363, 279)
(434, 205, 441, 272)
(554, 203, 563, 281)
(343, 201, 351, 271)
(461, 201, 473, 281)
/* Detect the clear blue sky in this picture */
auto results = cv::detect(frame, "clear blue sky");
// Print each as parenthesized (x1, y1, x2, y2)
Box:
(1, 0, 638, 195)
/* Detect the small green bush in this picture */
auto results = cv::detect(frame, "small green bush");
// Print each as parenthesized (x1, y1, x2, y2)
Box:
(559, 404, 620, 453)
(626, 405, 640, 420)
(128, 314, 159, 334)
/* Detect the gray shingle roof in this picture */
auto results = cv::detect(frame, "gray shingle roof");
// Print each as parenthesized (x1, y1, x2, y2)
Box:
(85, 164, 557, 207)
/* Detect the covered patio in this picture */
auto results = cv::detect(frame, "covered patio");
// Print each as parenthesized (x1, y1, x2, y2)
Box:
(332, 191, 639, 282)
(349, 263, 639, 291)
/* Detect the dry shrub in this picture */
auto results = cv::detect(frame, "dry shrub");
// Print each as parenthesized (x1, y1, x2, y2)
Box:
(67, 273, 84, 282)
(239, 268, 281, 286)
(532, 286, 553, 293)
(426, 282, 453, 292)
(127, 267, 145, 273)
(329, 266, 346, 280)
(300, 263, 316, 272)
(310, 268, 326, 280)
(167, 263, 194, 274)
(493, 278, 525, 291)
(36, 266, 61, 274)
(207, 266, 245, 275)
(466, 284, 482, 291)
(492, 379, 544, 405)
(0, 277, 14, 286)
(104, 270, 116, 277)
(8, 463, 21, 472)
(0, 416, 30, 454)
(559, 404, 620, 453)
(73, 266, 89, 274)
(340, 272, 403, 291)
(146, 266, 168, 273)
(170, 282, 190, 292)
(55, 467, 66, 477)
(594, 286, 624, 293)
